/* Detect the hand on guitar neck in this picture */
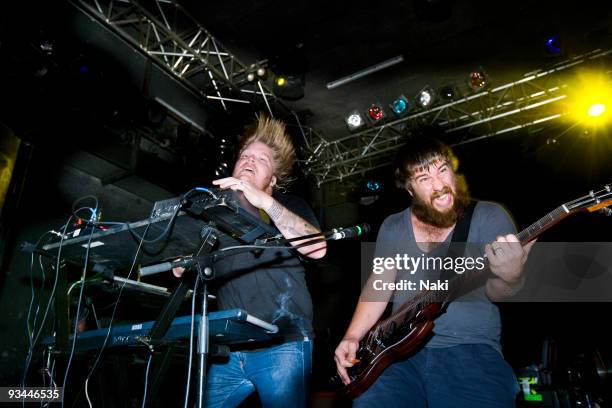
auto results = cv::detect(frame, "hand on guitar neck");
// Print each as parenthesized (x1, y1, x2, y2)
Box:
(485, 234, 537, 301)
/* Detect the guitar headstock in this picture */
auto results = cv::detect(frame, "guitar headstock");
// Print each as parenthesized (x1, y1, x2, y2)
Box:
(565, 184, 612, 214)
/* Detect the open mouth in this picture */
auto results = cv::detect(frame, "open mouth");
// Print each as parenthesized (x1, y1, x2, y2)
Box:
(432, 192, 452, 206)
(241, 166, 255, 175)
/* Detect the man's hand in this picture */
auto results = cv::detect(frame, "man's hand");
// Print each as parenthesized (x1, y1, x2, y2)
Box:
(212, 177, 272, 210)
(334, 337, 360, 385)
(485, 234, 536, 283)
(214, 176, 326, 259)
(485, 234, 536, 300)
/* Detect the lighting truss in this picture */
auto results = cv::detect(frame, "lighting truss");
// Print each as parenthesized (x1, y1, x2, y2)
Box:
(302, 49, 611, 186)
(71, 0, 277, 113)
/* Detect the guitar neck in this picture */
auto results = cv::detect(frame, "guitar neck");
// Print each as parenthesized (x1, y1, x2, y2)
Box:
(404, 204, 572, 306)
(516, 205, 569, 244)
(443, 205, 569, 299)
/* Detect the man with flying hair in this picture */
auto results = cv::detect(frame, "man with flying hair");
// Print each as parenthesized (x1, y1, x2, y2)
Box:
(175, 114, 326, 407)
(334, 134, 535, 407)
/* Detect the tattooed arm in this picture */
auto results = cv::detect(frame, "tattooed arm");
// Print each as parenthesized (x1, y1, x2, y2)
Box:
(265, 198, 327, 259)
(212, 177, 327, 259)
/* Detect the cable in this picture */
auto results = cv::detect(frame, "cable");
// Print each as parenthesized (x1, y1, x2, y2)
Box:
(70, 224, 151, 408)
(41, 348, 47, 407)
(91, 303, 100, 329)
(125, 187, 217, 244)
(22, 215, 73, 388)
(25, 187, 213, 404)
(66, 275, 103, 300)
(84, 378, 92, 408)
(73, 188, 218, 246)
(183, 273, 199, 408)
(72, 206, 97, 223)
(104, 205, 180, 245)
(49, 356, 57, 387)
(25, 231, 53, 351)
(62, 223, 96, 408)
(141, 353, 153, 408)
(184, 187, 218, 200)
(71, 196, 99, 222)
(30, 253, 49, 350)
(216, 238, 326, 256)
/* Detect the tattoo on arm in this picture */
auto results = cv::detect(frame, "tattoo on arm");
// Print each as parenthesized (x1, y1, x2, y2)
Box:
(267, 199, 284, 222)
(267, 199, 321, 241)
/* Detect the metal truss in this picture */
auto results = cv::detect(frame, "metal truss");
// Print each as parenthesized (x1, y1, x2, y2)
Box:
(303, 49, 611, 186)
(71, 0, 276, 113)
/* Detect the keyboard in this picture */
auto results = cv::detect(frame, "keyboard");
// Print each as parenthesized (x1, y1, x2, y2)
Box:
(42, 308, 278, 352)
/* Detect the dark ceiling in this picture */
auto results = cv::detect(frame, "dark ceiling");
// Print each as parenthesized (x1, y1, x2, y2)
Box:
(2, 0, 610, 143)
(0, 0, 610, 196)
(181, 0, 611, 139)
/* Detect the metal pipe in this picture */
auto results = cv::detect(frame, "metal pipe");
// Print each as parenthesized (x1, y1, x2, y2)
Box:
(326, 55, 404, 90)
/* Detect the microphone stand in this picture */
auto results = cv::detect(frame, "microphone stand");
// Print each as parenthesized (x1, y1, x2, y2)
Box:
(195, 258, 214, 408)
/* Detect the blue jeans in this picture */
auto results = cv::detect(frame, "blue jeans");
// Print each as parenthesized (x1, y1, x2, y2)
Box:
(205, 340, 312, 408)
(354, 344, 519, 408)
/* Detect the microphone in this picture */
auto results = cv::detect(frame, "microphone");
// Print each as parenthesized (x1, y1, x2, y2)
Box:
(330, 223, 370, 241)
(139, 257, 197, 277)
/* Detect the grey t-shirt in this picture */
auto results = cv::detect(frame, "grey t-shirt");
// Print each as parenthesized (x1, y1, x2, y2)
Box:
(375, 201, 516, 353)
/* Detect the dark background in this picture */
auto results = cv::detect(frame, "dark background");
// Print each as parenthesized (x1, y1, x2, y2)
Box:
(1, 0, 611, 406)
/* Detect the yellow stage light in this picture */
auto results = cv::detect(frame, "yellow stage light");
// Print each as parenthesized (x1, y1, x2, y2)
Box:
(566, 72, 612, 127)
(588, 103, 605, 117)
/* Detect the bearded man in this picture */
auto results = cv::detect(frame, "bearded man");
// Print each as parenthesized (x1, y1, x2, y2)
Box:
(334, 136, 535, 408)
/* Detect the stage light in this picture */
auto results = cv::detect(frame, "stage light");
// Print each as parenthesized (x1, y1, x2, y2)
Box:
(218, 138, 229, 153)
(275, 76, 286, 87)
(416, 87, 435, 108)
(272, 74, 305, 100)
(545, 35, 561, 55)
(247, 72, 256, 82)
(214, 163, 229, 177)
(468, 70, 487, 91)
(257, 67, 267, 78)
(366, 180, 381, 192)
(566, 71, 612, 127)
(39, 39, 54, 55)
(588, 103, 605, 117)
(440, 85, 456, 100)
(346, 111, 365, 130)
(367, 105, 385, 121)
(391, 96, 409, 115)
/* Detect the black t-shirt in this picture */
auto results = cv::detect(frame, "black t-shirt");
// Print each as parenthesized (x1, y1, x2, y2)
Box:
(212, 192, 319, 343)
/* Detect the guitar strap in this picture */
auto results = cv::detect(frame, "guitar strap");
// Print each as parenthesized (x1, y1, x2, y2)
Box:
(440, 201, 476, 281)
(450, 201, 476, 243)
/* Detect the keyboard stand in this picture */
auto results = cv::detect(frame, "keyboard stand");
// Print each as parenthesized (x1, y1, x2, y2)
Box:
(194, 226, 218, 408)
(141, 225, 219, 408)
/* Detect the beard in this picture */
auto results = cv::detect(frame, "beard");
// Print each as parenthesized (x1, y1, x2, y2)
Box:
(411, 176, 470, 228)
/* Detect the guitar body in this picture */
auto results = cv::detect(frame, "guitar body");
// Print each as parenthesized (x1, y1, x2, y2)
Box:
(342, 302, 442, 398)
